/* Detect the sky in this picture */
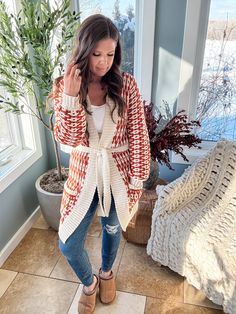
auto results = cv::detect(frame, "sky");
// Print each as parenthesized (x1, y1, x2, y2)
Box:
(210, 0, 236, 20)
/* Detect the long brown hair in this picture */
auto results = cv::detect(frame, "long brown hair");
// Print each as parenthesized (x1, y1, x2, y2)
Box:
(70, 14, 125, 117)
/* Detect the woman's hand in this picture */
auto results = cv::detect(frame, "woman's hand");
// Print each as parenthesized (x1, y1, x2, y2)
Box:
(63, 61, 81, 97)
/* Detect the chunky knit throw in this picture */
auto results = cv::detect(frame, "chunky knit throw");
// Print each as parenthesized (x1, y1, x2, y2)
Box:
(147, 140, 236, 314)
(53, 72, 150, 244)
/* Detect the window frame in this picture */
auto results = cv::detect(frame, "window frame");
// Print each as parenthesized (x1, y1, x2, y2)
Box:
(134, 0, 156, 102)
(0, 108, 43, 193)
(171, 0, 216, 164)
(0, 1, 24, 162)
(0, 97, 42, 193)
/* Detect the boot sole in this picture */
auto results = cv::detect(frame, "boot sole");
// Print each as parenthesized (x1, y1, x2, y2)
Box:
(99, 292, 116, 304)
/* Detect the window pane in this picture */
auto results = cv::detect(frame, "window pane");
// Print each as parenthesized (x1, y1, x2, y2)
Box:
(0, 111, 13, 152)
(0, 2, 25, 158)
(79, 0, 135, 74)
(196, 1, 236, 141)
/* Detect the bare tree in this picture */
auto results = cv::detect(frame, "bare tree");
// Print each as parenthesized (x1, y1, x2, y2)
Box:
(197, 19, 236, 140)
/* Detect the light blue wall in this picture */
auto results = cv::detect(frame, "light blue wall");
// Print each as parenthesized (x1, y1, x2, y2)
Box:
(0, 122, 49, 251)
(152, 0, 189, 181)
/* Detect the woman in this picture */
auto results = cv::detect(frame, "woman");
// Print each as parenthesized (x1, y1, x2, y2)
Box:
(53, 14, 150, 314)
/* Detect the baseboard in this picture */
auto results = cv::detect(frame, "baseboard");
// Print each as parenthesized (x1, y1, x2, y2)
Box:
(0, 206, 41, 267)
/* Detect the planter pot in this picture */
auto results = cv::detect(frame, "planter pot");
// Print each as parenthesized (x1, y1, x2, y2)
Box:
(35, 173, 62, 231)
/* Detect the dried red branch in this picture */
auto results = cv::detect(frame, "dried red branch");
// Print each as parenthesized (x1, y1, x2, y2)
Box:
(143, 101, 202, 170)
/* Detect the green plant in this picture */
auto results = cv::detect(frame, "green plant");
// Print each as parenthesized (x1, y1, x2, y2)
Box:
(0, 0, 80, 188)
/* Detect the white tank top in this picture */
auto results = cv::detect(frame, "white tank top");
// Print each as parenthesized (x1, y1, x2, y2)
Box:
(90, 104, 106, 133)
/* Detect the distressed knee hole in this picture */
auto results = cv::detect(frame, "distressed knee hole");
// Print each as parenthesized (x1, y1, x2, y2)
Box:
(104, 224, 120, 235)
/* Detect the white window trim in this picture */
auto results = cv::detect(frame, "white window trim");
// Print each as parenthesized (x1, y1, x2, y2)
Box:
(171, 0, 214, 164)
(0, 97, 43, 193)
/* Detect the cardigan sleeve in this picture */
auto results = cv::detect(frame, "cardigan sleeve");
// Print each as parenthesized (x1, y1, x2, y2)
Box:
(52, 78, 87, 147)
(126, 75, 150, 183)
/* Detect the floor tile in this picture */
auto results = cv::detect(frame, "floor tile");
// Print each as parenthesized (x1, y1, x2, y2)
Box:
(95, 291, 146, 314)
(50, 234, 125, 283)
(2, 228, 60, 277)
(67, 285, 82, 314)
(145, 297, 223, 314)
(0, 269, 17, 298)
(116, 242, 184, 301)
(32, 212, 50, 230)
(50, 255, 79, 283)
(84, 235, 126, 276)
(0, 273, 78, 314)
(68, 285, 146, 314)
(184, 279, 223, 310)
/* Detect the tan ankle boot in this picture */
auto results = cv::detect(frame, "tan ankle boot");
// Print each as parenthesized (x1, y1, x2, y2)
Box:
(99, 269, 116, 304)
(78, 274, 99, 314)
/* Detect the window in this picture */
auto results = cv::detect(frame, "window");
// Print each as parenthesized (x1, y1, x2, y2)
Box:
(0, 0, 22, 166)
(173, 0, 221, 164)
(0, 113, 14, 153)
(176, 0, 236, 159)
(0, 104, 42, 193)
(0, 0, 23, 170)
(0, 94, 42, 192)
(0, 113, 22, 166)
(0, 1, 42, 192)
(196, 0, 236, 142)
(0, 89, 24, 165)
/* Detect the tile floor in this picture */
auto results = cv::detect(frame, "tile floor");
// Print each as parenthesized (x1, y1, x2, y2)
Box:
(0, 213, 225, 314)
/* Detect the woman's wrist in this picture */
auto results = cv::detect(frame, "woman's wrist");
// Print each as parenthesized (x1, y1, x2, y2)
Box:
(61, 93, 80, 110)
(63, 90, 79, 97)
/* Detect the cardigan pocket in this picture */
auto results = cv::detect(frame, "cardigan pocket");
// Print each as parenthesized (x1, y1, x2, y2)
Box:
(63, 180, 78, 196)
(60, 181, 78, 216)
(128, 187, 143, 200)
(128, 186, 143, 213)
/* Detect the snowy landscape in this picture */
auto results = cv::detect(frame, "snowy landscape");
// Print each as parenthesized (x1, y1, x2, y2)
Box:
(197, 38, 236, 141)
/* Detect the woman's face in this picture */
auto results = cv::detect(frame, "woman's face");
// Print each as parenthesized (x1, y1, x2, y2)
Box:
(89, 38, 116, 79)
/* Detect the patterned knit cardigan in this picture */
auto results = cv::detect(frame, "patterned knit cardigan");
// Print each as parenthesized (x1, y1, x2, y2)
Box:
(53, 72, 150, 243)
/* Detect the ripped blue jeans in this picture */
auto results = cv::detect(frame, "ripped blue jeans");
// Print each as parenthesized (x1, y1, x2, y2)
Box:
(58, 189, 122, 287)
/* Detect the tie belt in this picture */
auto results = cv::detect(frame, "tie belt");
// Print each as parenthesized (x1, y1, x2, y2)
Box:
(76, 144, 129, 216)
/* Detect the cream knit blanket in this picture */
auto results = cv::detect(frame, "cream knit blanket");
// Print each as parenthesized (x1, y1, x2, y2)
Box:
(147, 140, 236, 314)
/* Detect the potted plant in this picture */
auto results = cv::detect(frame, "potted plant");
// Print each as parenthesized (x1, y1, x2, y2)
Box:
(143, 100, 202, 189)
(0, 0, 80, 229)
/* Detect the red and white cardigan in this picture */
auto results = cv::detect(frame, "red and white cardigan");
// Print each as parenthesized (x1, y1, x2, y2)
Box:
(53, 72, 150, 243)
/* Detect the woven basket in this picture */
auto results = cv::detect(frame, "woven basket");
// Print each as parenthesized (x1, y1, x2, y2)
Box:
(122, 178, 167, 245)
